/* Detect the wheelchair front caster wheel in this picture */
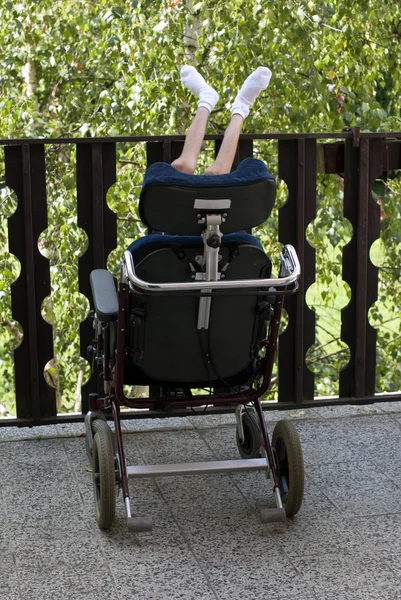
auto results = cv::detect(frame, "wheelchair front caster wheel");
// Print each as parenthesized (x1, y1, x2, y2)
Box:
(272, 420, 304, 517)
(236, 408, 263, 459)
(92, 419, 116, 529)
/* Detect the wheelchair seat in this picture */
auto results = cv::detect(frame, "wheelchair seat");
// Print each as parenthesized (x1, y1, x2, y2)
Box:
(123, 158, 277, 387)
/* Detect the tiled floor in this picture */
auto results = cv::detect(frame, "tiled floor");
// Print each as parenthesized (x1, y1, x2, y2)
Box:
(1, 405, 401, 599)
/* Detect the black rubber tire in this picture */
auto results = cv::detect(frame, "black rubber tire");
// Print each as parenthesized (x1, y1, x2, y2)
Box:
(272, 420, 304, 517)
(236, 408, 263, 459)
(91, 419, 116, 530)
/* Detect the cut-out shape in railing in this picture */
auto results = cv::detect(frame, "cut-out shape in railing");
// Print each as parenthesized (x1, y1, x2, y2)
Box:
(305, 174, 352, 397)
(0, 174, 21, 417)
(106, 142, 147, 277)
(41, 289, 89, 413)
(368, 175, 401, 395)
(5, 144, 56, 420)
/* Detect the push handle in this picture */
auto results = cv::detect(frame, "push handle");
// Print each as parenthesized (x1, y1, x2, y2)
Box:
(122, 244, 301, 294)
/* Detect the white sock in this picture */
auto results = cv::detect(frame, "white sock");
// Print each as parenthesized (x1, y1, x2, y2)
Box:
(231, 67, 272, 119)
(180, 65, 219, 113)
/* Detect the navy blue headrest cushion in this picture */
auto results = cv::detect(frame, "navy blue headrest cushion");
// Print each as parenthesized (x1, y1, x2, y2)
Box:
(139, 158, 276, 235)
(141, 157, 274, 197)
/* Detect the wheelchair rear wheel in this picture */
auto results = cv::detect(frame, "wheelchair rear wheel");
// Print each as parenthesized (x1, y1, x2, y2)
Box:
(91, 420, 116, 529)
(272, 420, 304, 517)
(236, 408, 263, 459)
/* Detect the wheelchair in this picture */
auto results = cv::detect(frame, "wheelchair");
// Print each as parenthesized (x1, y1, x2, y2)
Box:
(85, 157, 304, 532)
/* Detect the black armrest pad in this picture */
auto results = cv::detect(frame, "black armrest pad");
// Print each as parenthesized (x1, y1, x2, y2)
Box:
(90, 269, 118, 322)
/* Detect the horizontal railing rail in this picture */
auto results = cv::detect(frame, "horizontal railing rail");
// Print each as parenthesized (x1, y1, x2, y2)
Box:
(0, 128, 400, 426)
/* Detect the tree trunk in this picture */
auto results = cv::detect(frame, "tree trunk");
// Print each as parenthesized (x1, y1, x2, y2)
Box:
(184, 0, 201, 64)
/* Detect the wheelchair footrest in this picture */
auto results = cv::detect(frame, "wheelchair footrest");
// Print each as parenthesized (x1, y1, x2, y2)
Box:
(127, 516, 153, 533)
(260, 507, 287, 523)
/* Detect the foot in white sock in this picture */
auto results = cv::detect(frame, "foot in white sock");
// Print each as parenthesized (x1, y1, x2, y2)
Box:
(180, 65, 219, 113)
(231, 67, 272, 119)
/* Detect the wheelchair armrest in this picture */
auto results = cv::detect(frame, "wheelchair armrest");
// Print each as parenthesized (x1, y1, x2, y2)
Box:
(90, 269, 118, 322)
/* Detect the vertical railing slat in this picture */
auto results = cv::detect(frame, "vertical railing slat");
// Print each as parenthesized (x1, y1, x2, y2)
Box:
(278, 139, 316, 404)
(77, 143, 117, 412)
(340, 138, 383, 397)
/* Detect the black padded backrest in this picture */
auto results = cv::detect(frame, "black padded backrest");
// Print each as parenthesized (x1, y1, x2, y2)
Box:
(126, 240, 272, 386)
(139, 179, 276, 235)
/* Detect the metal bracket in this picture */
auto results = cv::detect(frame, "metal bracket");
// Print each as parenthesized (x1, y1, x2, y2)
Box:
(235, 405, 245, 443)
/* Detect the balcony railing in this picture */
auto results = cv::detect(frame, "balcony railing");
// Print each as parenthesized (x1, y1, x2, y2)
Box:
(1, 129, 400, 426)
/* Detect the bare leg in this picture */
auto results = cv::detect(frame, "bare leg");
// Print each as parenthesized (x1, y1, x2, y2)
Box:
(171, 66, 219, 174)
(204, 114, 244, 175)
(171, 107, 210, 174)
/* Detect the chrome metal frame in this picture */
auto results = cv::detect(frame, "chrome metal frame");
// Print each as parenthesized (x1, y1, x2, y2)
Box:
(122, 244, 300, 293)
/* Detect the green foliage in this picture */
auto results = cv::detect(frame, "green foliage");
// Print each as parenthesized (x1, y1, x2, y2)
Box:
(0, 0, 401, 413)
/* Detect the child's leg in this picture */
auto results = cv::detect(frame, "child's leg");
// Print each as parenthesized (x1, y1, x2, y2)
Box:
(204, 114, 244, 175)
(205, 67, 271, 175)
(172, 66, 219, 174)
(171, 107, 210, 174)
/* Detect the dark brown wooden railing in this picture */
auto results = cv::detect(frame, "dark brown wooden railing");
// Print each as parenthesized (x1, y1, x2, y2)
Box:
(1, 129, 401, 426)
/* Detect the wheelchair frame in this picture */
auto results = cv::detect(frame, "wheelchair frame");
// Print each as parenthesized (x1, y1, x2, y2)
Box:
(86, 205, 303, 532)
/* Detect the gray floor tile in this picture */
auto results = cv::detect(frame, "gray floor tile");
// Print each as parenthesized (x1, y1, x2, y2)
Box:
(0, 424, 59, 441)
(122, 415, 194, 431)
(315, 587, 401, 600)
(230, 471, 337, 519)
(307, 459, 392, 489)
(112, 565, 217, 600)
(373, 400, 401, 413)
(181, 517, 281, 569)
(322, 481, 401, 517)
(55, 422, 86, 437)
(18, 564, 118, 600)
(7, 513, 97, 549)
(263, 407, 321, 421)
(352, 513, 401, 570)
(100, 508, 199, 575)
(188, 406, 320, 432)
(391, 413, 401, 426)
(208, 559, 313, 600)
(157, 472, 245, 507)
(313, 404, 384, 418)
(0, 572, 20, 600)
(297, 416, 401, 464)
(134, 429, 215, 464)
(371, 456, 401, 486)
(187, 412, 237, 429)
(14, 534, 104, 572)
(270, 515, 363, 559)
(199, 425, 239, 461)
(292, 550, 397, 596)
(175, 502, 259, 540)
(6, 481, 86, 526)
